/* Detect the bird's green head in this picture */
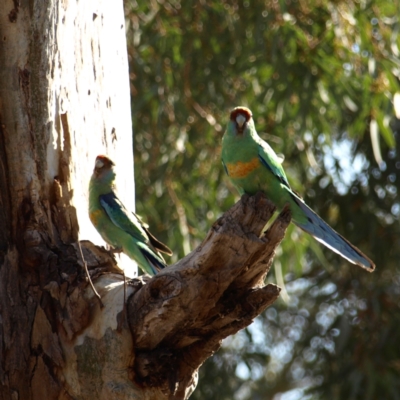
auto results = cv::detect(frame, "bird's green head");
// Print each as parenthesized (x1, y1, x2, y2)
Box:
(92, 155, 116, 182)
(227, 106, 254, 137)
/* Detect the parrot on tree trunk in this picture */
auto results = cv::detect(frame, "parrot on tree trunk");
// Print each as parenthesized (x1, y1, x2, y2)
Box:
(221, 106, 375, 272)
(89, 155, 172, 276)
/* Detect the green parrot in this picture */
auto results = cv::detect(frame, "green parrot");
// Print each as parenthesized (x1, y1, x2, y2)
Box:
(89, 155, 172, 276)
(221, 106, 375, 272)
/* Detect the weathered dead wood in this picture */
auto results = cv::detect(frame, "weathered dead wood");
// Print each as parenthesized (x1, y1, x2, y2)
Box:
(23, 192, 289, 400)
(0, 173, 289, 400)
(128, 192, 291, 398)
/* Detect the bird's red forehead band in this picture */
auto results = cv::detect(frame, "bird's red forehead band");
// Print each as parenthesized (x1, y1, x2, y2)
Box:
(95, 155, 115, 168)
(230, 107, 252, 122)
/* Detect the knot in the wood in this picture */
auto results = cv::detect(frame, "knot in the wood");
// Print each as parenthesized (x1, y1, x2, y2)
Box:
(149, 275, 182, 300)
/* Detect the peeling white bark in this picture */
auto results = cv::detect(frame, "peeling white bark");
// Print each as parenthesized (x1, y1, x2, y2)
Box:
(0, 0, 140, 398)
(46, 0, 135, 239)
(60, 275, 136, 399)
(0, 0, 136, 275)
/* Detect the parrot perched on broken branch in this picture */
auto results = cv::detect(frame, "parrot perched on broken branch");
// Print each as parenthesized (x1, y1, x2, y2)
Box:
(89, 155, 172, 276)
(221, 106, 375, 272)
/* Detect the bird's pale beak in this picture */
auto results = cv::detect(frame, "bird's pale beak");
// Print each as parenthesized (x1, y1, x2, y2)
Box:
(236, 114, 246, 128)
(95, 159, 104, 169)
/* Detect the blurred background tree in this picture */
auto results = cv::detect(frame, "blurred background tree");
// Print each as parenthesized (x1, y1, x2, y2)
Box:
(124, 0, 400, 398)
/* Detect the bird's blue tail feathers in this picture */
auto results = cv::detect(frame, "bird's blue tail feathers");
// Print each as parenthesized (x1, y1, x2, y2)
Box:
(290, 193, 375, 272)
(137, 241, 167, 275)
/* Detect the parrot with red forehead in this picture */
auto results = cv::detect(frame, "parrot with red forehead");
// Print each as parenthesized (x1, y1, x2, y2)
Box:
(221, 107, 375, 272)
(89, 155, 172, 276)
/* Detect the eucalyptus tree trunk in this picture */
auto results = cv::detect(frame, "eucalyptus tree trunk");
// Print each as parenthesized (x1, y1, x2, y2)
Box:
(0, 1, 288, 399)
(0, 0, 134, 398)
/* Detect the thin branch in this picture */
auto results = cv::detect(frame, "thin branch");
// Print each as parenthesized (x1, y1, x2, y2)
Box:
(77, 240, 104, 308)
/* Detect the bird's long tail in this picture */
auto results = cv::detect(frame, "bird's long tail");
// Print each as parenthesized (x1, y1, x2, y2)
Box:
(136, 241, 167, 276)
(289, 193, 375, 272)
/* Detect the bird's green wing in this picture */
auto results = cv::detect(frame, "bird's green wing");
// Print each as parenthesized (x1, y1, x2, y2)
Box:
(133, 212, 173, 255)
(99, 192, 149, 243)
(257, 141, 291, 189)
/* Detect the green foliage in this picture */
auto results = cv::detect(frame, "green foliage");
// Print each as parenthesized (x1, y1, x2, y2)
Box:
(124, 0, 400, 398)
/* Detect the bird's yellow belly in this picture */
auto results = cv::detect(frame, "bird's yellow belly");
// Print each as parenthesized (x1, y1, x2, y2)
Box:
(226, 158, 287, 205)
(225, 157, 260, 179)
(89, 207, 124, 248)
(89, 209, 103, 226)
